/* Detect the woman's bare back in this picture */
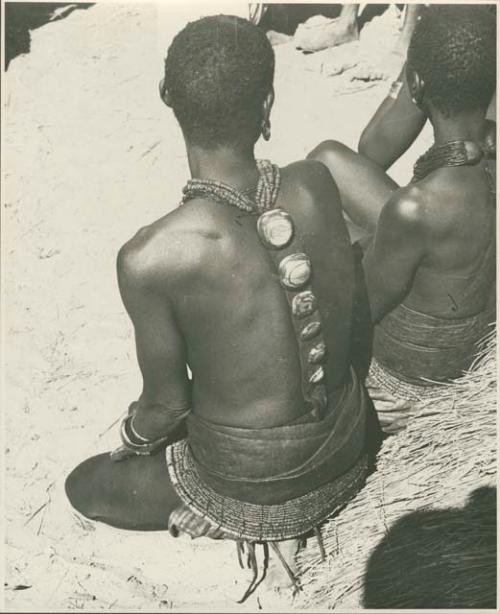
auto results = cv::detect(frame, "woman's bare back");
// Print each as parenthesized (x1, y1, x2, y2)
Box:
(166, 161, 358, 428)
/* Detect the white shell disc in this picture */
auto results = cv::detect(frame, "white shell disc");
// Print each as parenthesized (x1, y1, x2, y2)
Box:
(292, 290, 317, 319)
(279, 253, 312, 290)
(309, 342, 326, 364)
(257, 209, 294, 249)
(309, 366, 325, 384)
(301, 320, 321, 341)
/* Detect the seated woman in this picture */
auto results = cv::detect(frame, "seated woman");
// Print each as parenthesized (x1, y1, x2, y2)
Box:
(309, 5, 496, 433)
(65, 14, 380, 599)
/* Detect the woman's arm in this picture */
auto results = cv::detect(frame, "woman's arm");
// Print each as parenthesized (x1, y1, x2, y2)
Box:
(358, 66, 427, 170)
(363, 187, 426, 323)
(116, 242, 191, 442)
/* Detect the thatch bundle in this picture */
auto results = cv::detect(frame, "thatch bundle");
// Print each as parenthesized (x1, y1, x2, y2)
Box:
(296, 328, 496, 609)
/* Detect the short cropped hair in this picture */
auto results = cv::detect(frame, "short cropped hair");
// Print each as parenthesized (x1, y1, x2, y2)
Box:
(407, 5, 496, 116)
(164, 15, 275, 147)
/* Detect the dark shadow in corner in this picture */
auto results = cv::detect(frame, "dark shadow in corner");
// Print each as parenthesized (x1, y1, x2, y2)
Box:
(363, 486, 496, 609)
(5, 2, 94, 70)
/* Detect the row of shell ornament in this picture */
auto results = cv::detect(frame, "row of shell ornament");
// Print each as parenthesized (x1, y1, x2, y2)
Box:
(257, 208, 327, 411)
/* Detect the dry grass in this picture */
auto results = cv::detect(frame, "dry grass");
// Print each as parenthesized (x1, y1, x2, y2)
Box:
(296, 328, 496, 609)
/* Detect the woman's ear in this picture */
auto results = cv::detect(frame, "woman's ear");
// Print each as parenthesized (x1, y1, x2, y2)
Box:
(262, 87, 275, 121)
(259, 88, 275, 141)
(406, 66, 425, 110)
(159, 78, 172, 107)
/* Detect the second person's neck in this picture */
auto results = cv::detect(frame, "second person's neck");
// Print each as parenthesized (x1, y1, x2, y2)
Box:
(431, 110, 487, 147)
(187, 143, 259, 190)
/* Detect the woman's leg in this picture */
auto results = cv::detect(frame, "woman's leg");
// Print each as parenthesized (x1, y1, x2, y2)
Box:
(308, 140, 398, 232)
(65, 451, 181, 530)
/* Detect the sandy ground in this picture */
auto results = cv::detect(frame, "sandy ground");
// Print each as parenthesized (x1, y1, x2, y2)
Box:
(2, 2, 433, 611)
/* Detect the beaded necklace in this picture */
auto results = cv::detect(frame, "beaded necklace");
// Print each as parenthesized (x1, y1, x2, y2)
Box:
(181, 159, 281, 212)
(412, 140, 484, 181)
(413, 139, 496, 195)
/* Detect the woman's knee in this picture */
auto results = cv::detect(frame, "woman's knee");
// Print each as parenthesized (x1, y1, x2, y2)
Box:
(308, 140, 354, 166)
(65, 453, 109, 520)
(65, 451, 179, 530)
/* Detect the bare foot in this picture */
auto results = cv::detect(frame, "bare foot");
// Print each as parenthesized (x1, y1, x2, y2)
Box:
(262, 539, 301, 593)
(266, 30, 293, 46)
(294, 16, 359, 53)
(351, 48, 405, 82)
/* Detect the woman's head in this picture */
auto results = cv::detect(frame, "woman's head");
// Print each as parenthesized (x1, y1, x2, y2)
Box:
(163, 14, 275, 149)
(406, 5, 496, 118)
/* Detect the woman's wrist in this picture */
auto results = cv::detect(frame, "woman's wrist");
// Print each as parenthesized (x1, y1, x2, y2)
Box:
(131, 404, 189, 441)
(129, 415, 151, 442)
(117, 413, 180, 456)
(388, 80, 403, 100)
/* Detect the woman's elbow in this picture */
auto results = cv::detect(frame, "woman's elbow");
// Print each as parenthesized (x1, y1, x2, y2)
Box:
(357, 127, 371, 157)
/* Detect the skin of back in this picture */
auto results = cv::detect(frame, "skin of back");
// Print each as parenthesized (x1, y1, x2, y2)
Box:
(405, 166, 494, 317)
(364, 160, 495, 323)
(117, 160, 357, 432)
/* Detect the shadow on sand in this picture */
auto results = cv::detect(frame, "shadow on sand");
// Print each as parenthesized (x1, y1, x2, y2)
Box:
(363, 486, 496, 609)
